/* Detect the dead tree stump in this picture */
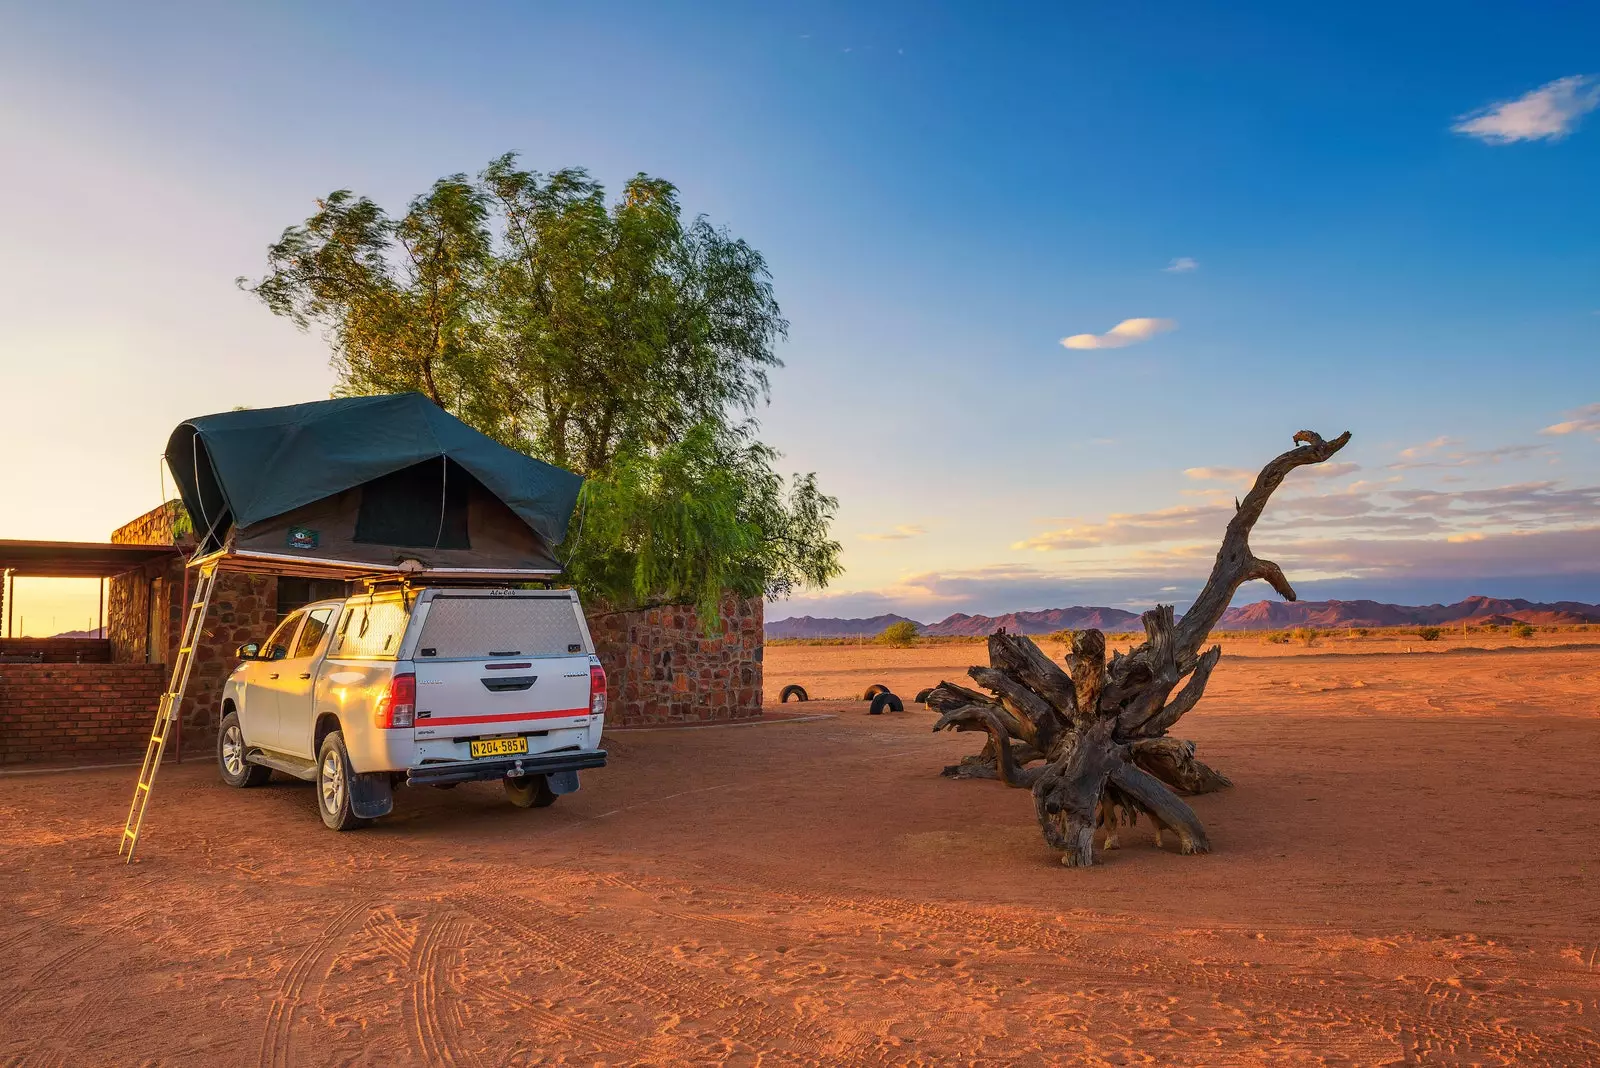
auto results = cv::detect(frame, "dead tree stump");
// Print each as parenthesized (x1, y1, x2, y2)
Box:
(927, 430, 1351, 866)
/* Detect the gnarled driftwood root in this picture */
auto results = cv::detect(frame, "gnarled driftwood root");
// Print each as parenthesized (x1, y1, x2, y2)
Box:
(930, 429, 1351, 866)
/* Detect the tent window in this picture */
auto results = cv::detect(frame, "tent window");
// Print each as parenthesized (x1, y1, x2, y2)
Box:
(354, 458, 471, 549)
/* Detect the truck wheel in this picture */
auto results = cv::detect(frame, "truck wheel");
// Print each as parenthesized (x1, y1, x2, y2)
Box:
(505, 774, 557, 808)
(218, 711, 271, 788)
(861, 683, 890, 701)
(779, 684, 808, 703)
(316, 730, 369, 831)
(914, 688, 934, 704)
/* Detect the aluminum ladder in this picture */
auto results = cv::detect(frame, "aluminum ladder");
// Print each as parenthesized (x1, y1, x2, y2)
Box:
(119, 561, 218, 863)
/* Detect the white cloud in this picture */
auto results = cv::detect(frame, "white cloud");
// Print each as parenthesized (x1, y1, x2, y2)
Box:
(1060, 317, 1176, 351)
(1541, 402, 1600, 437)
(1453, 75, 1600, 144)
(1184, 466, 1253, 485)
(1163, 257, 1198, 273)
(860, 524, 926, 542)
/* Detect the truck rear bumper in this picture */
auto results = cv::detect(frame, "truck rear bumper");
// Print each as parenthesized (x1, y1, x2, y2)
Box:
(405, 748, 607, 787)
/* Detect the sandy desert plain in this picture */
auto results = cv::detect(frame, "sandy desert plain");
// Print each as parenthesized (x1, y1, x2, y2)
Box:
(1, 630, 1598, 1065)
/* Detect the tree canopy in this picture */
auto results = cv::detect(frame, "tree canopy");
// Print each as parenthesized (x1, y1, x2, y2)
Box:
(243, 155, 840, 621)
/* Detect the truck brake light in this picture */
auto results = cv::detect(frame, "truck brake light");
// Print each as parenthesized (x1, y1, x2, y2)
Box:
(376, 673, 416, 729)
(590, 663, 607, 718)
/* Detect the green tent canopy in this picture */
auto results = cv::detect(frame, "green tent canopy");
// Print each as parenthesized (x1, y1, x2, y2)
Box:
(166, 394, 583, 578)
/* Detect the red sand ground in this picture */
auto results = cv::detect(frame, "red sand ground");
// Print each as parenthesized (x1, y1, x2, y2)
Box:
(2, 644, 1598, 1064)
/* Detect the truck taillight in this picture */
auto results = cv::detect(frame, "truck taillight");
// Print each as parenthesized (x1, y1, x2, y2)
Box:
(376, 673, 416, 729)
(590, 662, 607, 718)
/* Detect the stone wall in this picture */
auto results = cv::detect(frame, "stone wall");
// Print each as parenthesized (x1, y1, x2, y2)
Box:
(0, 663, 168, 765)
(109, 502, 281, 740)
(588, 595, 764, 726)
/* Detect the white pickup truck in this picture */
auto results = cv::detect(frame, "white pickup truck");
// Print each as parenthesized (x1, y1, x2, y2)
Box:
(216, 587, 608, 829)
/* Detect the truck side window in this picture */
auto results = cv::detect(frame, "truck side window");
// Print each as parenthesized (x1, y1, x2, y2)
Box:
(293, 607, 337, 659)
(262, 611, 304, 661)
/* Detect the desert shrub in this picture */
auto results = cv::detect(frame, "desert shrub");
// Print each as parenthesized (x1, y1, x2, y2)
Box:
(1481, 622, 1499, 632)
(1351, 627, 1370, 638)
(1513, 622, 1536, 639)
(877, 620, 920, 647)
(1292, 626, 1319, 647)
(1417, 626, 1442, 642)
(1043, 629, 1076, 646)
(1264, 630, 1290, 645)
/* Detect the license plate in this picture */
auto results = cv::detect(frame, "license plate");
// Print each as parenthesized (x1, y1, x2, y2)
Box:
(470, 736, 529, 759)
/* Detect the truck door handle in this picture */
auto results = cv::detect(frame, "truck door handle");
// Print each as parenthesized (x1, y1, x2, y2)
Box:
(481, 675, 536, 692)
(269, 672, 280, 680)
(299, 672, 312, 680)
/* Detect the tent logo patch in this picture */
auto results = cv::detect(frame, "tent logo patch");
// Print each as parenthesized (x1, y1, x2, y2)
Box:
(286, 527, 320, 551)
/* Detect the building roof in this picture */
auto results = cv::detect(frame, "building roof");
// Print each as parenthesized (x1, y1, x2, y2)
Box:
(0, 539, 180, 578)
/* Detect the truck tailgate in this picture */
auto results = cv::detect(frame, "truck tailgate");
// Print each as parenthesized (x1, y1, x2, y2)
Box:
(412, 655, 593, 739)
(408, 591, 594, 741)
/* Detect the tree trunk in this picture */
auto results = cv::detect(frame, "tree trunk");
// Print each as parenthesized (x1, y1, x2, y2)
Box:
(927, 430, 1351, 866)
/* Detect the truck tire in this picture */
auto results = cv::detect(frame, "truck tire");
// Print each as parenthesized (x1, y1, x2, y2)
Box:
(779, 684, 809, 703)
(217, 711, 271, 788)
(914, 688, 933, 704)
(861, 683, 890, 701)
(506, 774, 558, 808)
(868, 692, 903, 715)
(316, 730, 370, 831)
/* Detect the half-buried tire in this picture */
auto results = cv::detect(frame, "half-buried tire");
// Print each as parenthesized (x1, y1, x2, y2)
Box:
(868, 692, 904, 715)
(913, 687, 933, 704)
(861, 683, 890, 701)
(779, 684, 809, 703)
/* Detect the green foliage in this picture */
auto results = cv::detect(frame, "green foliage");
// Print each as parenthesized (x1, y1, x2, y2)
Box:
(877, 620, 920, 647)
(243, 155, 836, 624)
(1512, 622, 1536, 639)
(1417, 626, 1442, 642)
(560, 422, 840, 624)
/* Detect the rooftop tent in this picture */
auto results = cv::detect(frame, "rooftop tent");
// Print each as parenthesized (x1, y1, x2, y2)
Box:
(165, 393, 584, 579)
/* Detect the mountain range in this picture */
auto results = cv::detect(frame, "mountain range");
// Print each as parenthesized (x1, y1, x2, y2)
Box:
(765, 595, 1600, 639)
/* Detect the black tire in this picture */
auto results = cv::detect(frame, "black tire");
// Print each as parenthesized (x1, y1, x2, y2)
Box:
(217, 711, 271, 788)
(316, 730, 369, 831)
(505, 774, 558, 808)
(868, 692, 903, 715)
(861, 683, 890, 701)
(914, 688, 933, 704)
(779, 684, 809, 703)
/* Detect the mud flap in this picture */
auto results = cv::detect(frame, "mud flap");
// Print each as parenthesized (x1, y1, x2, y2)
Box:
(349, 771, 394, 818)
(547, 770, 580, 795)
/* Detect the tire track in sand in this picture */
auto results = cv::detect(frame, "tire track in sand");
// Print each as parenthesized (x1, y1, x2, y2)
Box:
(454, 887, 875, 1064)
(257, 899, 371, 1068)
(403, 913, 474, 1067)
(0, 904, 157, 1022)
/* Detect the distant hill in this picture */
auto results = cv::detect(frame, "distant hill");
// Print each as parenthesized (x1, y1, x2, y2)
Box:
(920, 607, 1142, 636)
(44, 627, 106, 639)
(766, 595, 1600, 640)
(764, 614, 923, 639)
(765, 606, 1141, 639)
(1217, 595, 1600, 630)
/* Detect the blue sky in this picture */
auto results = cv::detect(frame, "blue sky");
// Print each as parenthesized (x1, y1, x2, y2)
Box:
(1, 1, 1597, 631)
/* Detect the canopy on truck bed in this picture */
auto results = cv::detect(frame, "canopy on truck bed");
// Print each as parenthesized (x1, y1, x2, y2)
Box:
(165, 393, 583, 579)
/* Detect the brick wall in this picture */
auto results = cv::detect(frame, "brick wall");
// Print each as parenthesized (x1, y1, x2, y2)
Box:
(0, 663, 168, 765)
(588, 595, 764, 726)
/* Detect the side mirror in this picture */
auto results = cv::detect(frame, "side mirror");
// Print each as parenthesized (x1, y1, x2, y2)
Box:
(236, 642, 261, 660)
